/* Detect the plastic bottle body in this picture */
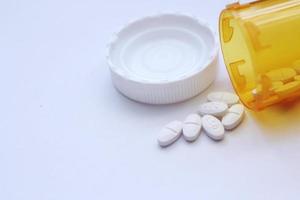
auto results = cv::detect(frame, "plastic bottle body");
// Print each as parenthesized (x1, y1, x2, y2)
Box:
(219, 0, 300, 110)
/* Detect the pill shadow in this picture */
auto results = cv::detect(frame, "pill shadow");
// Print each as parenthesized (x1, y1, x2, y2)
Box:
(248, 100, 300, 135)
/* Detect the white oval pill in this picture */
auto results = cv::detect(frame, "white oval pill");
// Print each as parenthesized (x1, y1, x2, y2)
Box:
(183, 114, 202, 142)
(207, 91, 239, 106)
(202, 115, 225, 141)
(198, 102, 228, 117)
(274, 81, 300, 97)
(265, 68, 296, 83)
(222, 104, 244, 130)
(157, 121, 183, 147)
(229, 103, 244, 113)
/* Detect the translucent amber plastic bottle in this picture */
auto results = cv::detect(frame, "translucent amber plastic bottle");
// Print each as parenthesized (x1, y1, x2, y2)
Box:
(219, 0, 300, 110)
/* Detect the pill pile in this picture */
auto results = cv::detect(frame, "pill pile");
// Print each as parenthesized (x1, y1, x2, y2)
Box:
(157, 92, 245, 147)
(247, 60, 300, 108)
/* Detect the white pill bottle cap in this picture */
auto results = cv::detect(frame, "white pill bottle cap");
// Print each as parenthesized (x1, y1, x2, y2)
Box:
(107, 13, 218, 104)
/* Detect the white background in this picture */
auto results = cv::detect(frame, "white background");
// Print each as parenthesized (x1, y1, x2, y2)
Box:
(1, 0, 300, 199)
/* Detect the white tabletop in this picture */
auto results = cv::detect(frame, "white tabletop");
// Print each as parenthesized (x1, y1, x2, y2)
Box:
(2, 0, 300, 199)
